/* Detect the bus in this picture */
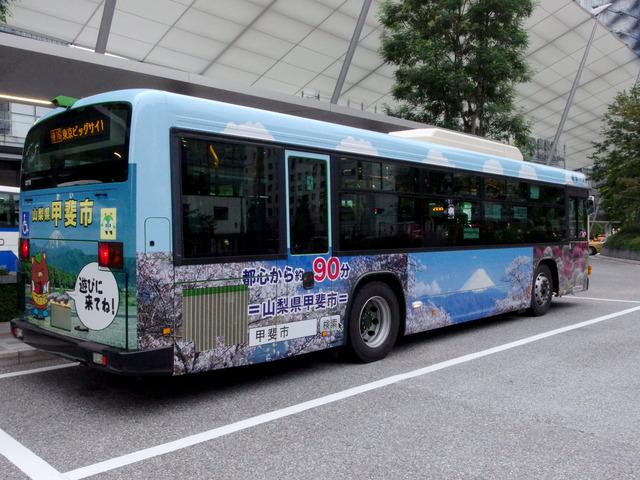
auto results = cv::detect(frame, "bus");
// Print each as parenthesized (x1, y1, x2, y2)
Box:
(0, 185, 19, 275)
(11, 90, 590, 375)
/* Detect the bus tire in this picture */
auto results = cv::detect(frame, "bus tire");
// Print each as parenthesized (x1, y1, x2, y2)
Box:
(347, 281, 400, 363)
(529, 264, 553, 316)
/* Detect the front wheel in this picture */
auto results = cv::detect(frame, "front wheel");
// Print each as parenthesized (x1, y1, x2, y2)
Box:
(528, 264, 553, 316)
(347, 282, 400, 363)
(589, 246, 597, 256)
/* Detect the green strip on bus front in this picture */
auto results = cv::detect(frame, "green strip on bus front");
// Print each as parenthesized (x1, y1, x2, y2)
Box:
(182, 285, 248, 297)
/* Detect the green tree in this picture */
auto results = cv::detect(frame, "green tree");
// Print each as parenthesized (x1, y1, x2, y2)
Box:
(590, 85, 640, 228)
(379, 0, 533, 152)
(0, 0, 13, 23)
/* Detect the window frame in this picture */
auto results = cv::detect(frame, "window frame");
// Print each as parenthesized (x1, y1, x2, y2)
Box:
(567, 188, 589, 241)
(170, 129, 287, 266)
(286, 150, 331, 256)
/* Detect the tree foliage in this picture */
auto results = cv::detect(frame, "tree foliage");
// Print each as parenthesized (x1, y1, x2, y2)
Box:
(0, 0, 13, 23)
(379, 0, 533, 151)
(590, 85, 640, 228)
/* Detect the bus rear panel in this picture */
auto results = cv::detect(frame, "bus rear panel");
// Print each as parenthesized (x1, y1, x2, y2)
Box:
(13, 100, 172, 374)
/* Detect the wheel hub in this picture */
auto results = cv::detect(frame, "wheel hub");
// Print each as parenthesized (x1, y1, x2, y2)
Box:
(359, 296, 391, 349)
(534, 274, 551, 306)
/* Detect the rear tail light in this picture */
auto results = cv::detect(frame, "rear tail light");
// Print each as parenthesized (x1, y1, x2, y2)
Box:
(11, 327, 24, 339)
(98, 242, 123, 270)
(19, 238, 29, 260)
(92, 352, 108, 366)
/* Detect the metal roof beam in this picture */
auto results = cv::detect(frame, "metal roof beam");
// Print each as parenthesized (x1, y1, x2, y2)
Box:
(330, 0, 372, 104)
(546, 4, 612, 165)
(95, 0, 116, 54)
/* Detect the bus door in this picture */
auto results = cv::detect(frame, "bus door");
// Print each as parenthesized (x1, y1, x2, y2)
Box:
(568, 188, 588, 243)
(277, 150, 342, 358)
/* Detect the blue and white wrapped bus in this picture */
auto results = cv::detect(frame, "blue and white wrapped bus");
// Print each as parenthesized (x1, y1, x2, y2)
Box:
(11, 90, 590, 375)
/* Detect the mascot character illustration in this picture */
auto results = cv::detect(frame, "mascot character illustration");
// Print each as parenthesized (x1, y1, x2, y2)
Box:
(31, 252, 50, 318)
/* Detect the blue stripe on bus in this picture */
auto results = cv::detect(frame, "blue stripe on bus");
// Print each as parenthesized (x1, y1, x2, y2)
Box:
(0, 251, 18, 273)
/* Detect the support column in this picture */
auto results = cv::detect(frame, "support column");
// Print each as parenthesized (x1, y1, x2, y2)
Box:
(95, 0, 117, 54)
(546, 4, 611, 165)
(330, 0, 372, 104)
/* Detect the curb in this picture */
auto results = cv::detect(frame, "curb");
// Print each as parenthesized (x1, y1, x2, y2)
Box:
(0, 348, 55, 368)
(597, 254, 640, 266)
(601, 248, 640, 263)
(1, 321, 56, 367)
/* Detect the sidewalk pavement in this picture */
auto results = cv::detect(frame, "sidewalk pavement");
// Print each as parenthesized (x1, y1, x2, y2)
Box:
(0, 321, 53, 367)
(598, 253, 640, 266)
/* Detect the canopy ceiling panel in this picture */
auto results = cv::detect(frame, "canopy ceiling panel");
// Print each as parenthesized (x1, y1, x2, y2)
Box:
(2, 0, 639, 170)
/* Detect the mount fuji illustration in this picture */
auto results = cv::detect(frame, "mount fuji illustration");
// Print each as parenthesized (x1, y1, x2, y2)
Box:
(417, 268, 506, 323)
(461, 268, 495, 291)
(45, 229, 64, 249)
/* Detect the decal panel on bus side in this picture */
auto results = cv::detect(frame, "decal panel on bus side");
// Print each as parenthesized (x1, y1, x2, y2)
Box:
(135, 244, 587, 375)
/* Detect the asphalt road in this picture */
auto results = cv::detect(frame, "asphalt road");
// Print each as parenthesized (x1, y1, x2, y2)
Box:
(1, 254, 639, 479)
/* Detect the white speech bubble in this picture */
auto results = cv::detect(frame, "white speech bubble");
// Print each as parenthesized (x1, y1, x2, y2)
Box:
(68, 262, 119, 330)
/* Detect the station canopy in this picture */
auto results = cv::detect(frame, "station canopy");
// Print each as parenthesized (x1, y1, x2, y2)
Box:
(3, 0, 640, 171)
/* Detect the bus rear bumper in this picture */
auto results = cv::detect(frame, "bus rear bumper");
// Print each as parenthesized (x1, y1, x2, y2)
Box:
(10, 319, 173, 376)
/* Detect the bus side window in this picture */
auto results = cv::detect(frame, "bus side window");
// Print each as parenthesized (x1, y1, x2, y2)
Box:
(0, 193, 15, 228)
(180, 137, 282, 259)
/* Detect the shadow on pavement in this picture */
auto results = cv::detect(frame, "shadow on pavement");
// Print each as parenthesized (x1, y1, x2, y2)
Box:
(25, 302, 582, 414)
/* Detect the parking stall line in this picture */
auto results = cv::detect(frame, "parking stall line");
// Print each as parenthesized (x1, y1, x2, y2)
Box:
(568, 296, 640, 304)
(64, 305, 640, 480)
(0, 363, 78, 380)
(0, 428, 67, 480)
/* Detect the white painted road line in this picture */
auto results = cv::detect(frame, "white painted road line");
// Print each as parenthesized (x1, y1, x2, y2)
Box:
(64, 305, 640, 480)
(0, 363, 78, 380)
(0, 428, 66, 480)
(568, 296, 640, 304)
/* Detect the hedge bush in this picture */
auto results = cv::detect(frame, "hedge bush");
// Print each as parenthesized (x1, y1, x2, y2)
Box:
(605, 227, 640, 253)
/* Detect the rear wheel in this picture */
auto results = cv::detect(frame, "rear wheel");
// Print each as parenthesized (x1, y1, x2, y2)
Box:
(529, 264, 553, 316)
(347, 282, 400, 363)
(589, 246, 597, 256)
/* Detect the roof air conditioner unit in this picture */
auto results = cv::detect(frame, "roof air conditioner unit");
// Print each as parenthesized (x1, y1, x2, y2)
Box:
(389, 128, 523, 161)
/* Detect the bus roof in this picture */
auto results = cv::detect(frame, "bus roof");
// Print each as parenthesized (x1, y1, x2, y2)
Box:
(36, 89, 588, 189)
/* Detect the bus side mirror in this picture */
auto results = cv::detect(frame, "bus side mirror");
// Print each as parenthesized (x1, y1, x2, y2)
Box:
(587, 196, 595, 214)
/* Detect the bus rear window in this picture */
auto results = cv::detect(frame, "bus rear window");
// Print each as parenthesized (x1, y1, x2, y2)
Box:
(21, 103, 131, 191)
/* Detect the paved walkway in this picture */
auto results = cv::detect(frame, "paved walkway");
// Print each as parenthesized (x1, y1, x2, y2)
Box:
(0, 321, 52, 367)
(599, 253, 640, 266)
